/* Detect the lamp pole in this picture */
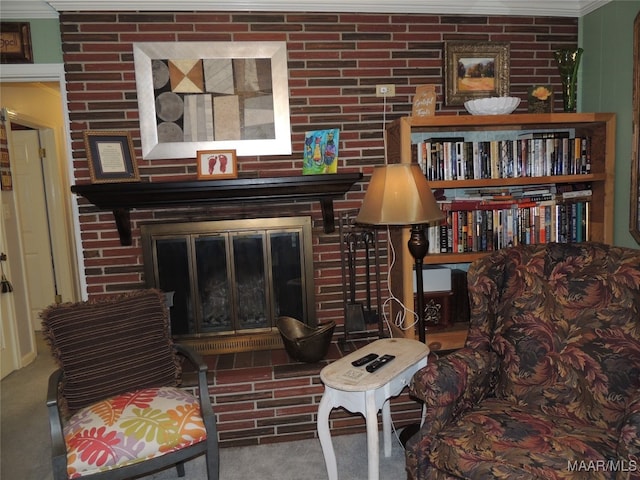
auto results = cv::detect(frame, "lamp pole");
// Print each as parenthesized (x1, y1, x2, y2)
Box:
(407, 224, 428, 343)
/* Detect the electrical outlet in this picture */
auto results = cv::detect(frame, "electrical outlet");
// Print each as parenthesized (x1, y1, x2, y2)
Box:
(376, 84, 396, 97)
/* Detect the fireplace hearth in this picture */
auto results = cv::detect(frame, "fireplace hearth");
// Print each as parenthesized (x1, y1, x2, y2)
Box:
(141, 216, 316, 354)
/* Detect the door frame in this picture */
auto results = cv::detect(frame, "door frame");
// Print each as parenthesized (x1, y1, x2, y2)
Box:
(0, 64, 85, 299)
(0, 64, 84, 375)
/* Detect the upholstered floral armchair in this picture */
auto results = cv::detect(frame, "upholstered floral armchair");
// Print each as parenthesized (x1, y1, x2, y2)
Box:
(406, 242, 640, 480)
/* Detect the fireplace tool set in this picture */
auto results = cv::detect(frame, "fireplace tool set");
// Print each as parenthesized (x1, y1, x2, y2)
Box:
(339, 211, 383, 342)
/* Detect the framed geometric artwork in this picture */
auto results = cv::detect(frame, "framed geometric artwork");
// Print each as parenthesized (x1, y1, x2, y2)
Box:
(133, 41, 291, 160)
(444, 41, 510, 106)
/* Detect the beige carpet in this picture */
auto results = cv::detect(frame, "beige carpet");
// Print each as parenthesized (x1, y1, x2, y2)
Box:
(143, 432, 406, 479)
(1, 334, 407, 480)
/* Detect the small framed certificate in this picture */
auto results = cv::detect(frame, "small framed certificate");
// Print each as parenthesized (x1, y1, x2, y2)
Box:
(84, 131, 140, 183)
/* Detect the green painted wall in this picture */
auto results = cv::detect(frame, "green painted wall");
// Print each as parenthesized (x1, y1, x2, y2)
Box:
(7, 18, 63, 64)
(581, 0, 640, 248)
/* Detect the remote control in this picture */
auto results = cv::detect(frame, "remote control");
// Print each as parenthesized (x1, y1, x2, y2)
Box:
(351, 353, 378, 367)
(366, 354, 396, 372)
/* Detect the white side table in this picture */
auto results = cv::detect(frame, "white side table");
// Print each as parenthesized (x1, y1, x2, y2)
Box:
(317, 338, 429, 480)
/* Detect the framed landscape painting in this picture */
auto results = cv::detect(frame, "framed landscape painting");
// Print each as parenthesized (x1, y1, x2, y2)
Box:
(444, 41, 510, 106)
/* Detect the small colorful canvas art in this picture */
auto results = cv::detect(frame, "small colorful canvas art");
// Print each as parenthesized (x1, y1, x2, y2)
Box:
(303, 128, 339, 175)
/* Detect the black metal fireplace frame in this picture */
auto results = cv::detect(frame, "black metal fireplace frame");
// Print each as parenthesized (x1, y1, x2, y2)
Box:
(141, 216, 316, 354)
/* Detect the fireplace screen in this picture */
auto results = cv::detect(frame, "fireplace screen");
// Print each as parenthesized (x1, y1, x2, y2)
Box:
(142, 217, 315, 339)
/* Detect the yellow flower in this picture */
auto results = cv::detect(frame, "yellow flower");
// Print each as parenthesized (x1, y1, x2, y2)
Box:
(532, 86, 551, 101)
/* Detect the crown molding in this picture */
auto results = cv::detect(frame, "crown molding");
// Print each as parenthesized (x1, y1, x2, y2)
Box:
(0, 63, 65, 81)
(0, 0, 612, 19)
(1, 0, 58, 18)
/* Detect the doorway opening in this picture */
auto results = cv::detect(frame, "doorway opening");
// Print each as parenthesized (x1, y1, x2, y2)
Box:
(0, 77, 80, 377)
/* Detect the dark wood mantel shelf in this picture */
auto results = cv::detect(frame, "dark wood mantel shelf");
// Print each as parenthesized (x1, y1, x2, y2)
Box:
(71, 173, 363, 245)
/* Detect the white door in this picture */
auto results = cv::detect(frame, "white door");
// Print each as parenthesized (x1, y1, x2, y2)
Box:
(1, 208, 19, 378)
(0, 299, 18, 378)
(11, 129, 57, 330)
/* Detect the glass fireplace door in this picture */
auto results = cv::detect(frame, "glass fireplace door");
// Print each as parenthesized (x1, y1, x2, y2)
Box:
(143, 217, 315, 343)
(155, 237, 193, 335)
(231, 232, 269, 331)
(194, 234, 232, 334)
(270, 231, 304, 320)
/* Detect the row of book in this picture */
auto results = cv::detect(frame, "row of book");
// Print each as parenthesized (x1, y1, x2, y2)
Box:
(425, 194, 591, 254)
(416, 133, 592, 181)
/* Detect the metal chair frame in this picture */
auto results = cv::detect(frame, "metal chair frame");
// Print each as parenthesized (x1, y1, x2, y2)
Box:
(46, 344, 219, 480)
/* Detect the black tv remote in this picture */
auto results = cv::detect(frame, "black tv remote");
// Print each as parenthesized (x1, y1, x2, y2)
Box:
(366, 354, 396, 372)
(351, 353, 378, 367)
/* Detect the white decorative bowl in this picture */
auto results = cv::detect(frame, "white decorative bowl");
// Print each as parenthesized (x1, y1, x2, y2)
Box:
(464, 96, 521, 115)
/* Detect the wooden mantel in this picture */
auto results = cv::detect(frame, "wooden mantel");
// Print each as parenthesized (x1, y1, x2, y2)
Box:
(71, 173, 363, 245)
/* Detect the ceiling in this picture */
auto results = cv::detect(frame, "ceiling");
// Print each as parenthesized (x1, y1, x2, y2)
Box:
(0, 0, 612, 19)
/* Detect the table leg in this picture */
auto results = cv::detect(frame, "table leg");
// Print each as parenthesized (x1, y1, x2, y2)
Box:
(318, 390, 338, 480)
(381, 398, 392, 457)
(365, 391, 379, 480)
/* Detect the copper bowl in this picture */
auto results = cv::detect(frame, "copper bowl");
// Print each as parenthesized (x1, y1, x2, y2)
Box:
(276, 316, 336, 363)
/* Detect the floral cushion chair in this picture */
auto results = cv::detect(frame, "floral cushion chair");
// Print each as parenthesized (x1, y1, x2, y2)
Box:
(406, 242, 640, 480)
(41, 289, 219, 480)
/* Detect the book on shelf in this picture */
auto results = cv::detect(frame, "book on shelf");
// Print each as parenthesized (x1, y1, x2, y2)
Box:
(416, 132, 592, 181)
(561, 189, 593, 199)
(433, 193, 592, 253)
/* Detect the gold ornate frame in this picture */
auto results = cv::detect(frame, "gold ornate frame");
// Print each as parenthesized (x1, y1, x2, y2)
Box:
(84, 130, 140, 184)
(444, 41, 510, 106)
(630, 12, 640, 244)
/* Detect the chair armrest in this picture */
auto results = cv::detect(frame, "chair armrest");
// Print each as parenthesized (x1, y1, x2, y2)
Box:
(405, 347, 497, 476)
(174, 343, 208, 376)
(410, 347, 498, 433)
(173, 344, 218, 446)
(617, 392, 640, 466)
(46, 368, 70, 478)
(173, 344, 211, 406)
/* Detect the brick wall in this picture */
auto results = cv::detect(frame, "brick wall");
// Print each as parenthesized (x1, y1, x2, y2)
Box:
(60, 10, 577, 446)
(61, 11, 578, 310)
(181, 346, 426, 448)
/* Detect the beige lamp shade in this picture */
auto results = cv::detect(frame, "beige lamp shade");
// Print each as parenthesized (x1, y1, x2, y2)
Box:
(356, 164, 444, 225)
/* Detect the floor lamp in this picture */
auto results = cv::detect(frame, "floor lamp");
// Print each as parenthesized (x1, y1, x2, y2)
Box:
(356, 163, 443, 446)
(355, 164, 444, 343)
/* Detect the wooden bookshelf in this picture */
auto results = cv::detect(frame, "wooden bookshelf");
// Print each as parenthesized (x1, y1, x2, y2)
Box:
(387, 113, 616, 348)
